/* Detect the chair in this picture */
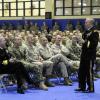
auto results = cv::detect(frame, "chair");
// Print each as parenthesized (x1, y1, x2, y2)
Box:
(0, 74, 16, 93)
(52, 66, 63, 84)
(0, 74, 8, 93)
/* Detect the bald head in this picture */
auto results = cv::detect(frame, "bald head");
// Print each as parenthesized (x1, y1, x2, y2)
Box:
(86, 18, 94, 22)
(85, 18, 95, 29)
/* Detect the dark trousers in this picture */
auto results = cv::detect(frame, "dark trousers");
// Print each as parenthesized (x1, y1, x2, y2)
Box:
(78, 59, 94, 91)
(0, 61, 31, 88)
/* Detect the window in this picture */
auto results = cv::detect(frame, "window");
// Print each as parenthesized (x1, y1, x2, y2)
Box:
(0, 0, 45, 17)
(73, 0, 81, 7)
(11, 3, 16, 9)
(0, 10, 2, 16)
(32, 2, 39, 8)
(64, 8, 72, 15)
(17, 0, 28, 1)
(92, 7, 100, 15)
(40, 1, 45, 8)
(33, 9, 39, 16)
(4, 0, 16, 2)
(25, 9, 31, 16)
(82, 7, 90, 15)
(65, 0, 72, 7)
(92, 0, 100, 6)
(56, 8, 63, 15)
(18, 10, 24, 16)
(83, 0, 90, 6)
(74, 8, 81, 15)
(25, 2, 31, 9)
(4, 3, 10, 10)
(55, 0, 100, 16)
(18, 2, 24, 9)
(32, 1, 45, 16)
(0, 3, 2, 9)
(40, 9, 45, 16)
(56, 0, 63, 7)
(4, 10, 9, 16)
(11, 10, 16, 16)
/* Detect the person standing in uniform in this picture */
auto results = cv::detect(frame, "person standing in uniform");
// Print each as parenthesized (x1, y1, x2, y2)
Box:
(75, 18, 99, 93)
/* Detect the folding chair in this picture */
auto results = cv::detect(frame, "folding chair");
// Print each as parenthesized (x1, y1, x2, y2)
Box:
(0, 74, 8, 93)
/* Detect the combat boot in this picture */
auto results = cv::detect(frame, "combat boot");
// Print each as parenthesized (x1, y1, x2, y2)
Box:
(64, 77, 72, 86)
(39, 81, 48, 91)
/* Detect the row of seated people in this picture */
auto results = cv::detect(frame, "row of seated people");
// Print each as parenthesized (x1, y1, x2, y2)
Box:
(0, 29, 100, 94)
(1, 20, 100, 33)
(1, 29, 100, 74)
(0, 20, 86, 33)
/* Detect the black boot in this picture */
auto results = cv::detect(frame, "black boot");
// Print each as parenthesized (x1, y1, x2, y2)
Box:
(75, 88, 84, 91)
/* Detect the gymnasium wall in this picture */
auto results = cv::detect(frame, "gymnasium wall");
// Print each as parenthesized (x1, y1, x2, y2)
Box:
(0, 18, 100, 31)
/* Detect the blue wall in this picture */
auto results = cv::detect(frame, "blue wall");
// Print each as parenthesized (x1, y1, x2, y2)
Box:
(0, 19, 100, 31)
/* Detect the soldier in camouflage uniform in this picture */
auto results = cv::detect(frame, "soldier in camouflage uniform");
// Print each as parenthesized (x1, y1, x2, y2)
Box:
(53, 22, 60, 32)
(24, 34, 55, 87)
(38, 35, 73, 86)
(75, 20, 83, 33)
(65, 20, 73, 32)
(68, 36, 81, 60)
(29, 22, 34, 32)
(9, 36, 48, 90)
(2, 23, 7, 30)
(51, 35, 80, 67)
(41, 22, 48, 32)
(30, 22, 39, 33)
(16, 22, 23, 32)
(8, 23, 13, 31)
(24, 21, 29, 32)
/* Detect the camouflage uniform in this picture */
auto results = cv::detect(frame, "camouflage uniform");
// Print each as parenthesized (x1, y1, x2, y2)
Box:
(30, 23, 39, 33)
(9, 45, 44, 83)
(41, 23, 48, 32)
(16, 23, 23, 32)
(24, 24, 29, 32)
(38, 44, 71, 78)
(25, 44, 53, 77)
(53, 22, 60, 31)
(51, 43, 80, 70)
(2, 23, 7, 30)
(67, 36, 81, 61)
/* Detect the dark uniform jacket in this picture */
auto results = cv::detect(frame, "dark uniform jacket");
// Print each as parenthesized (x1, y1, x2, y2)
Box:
(81, 27, 99, 60)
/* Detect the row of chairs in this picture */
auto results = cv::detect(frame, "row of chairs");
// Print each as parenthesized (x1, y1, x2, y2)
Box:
(0, 70, 78, 93)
